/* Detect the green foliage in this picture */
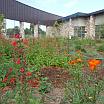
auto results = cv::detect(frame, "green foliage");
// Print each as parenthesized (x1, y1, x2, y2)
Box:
(7, 26, 20, 36)
(24, 28, 31, 35)
(61, 64, 104, 104)
(97, 44, 104, 52)
(27, 38, 69, 70)
(39, 77, 51, 94)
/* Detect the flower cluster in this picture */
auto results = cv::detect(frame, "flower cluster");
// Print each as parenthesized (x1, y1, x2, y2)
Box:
(68, 58, 82, 65)
(1, 36, 40, 95)
(88, 59, 101, 71)
(68, 50, 102, 71)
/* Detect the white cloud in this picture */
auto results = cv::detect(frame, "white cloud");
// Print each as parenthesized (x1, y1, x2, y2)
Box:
(64, 0, 79, 8)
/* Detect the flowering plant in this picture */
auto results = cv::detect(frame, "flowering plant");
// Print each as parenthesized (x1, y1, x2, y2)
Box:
(0, 36, 45, 104)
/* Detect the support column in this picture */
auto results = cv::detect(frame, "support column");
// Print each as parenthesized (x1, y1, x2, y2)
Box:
(20, 21, 24, 38)
(3, 19, 6, 37)
(85, 18, 90, 38)
(85, 16, 95, 39)
(89, 16, 95, 39)
(34, 24, 39, 37)
(69, 18, 74, 38)
(46, 26, 53, 37)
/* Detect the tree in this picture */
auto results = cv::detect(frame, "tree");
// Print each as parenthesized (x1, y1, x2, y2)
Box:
(24, 28, 31, 35)
(7, 26, 20, 36)
(7, 28, 14, 36)
(30, 23, 34, 35)
(14, 26, 20, 34)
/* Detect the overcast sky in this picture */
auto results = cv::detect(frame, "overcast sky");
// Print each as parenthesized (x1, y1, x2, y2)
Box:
(6, 0, 104, 30)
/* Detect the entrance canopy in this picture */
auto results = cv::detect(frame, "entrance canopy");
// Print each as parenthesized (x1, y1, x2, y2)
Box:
(0, 0, 62, 26)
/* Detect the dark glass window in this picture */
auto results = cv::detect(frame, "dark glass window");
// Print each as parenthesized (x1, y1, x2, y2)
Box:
(74, 26, 85, 38)
(95, 25, 104, 39)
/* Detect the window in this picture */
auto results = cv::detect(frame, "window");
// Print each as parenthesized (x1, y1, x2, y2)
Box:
(95, 25, 104, 39)
(74, 26, 85, 38)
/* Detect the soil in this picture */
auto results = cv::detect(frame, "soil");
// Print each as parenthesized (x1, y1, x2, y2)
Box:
(41, 66, 70, 88)
(41, 66, 70, 104)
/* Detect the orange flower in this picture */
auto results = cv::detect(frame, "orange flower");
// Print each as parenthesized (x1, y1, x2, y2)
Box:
(88, 59, 101, 71)
(68, 58, 82, 65)
(68, 60, 77, 65)
(76, 58, 82, 63)
(76, 50, 81, 53)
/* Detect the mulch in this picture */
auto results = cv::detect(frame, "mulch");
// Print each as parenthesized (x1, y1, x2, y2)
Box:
(41, 66, 70, 88)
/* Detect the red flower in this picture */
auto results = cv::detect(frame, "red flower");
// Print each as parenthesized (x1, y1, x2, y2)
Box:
(15, 34, 21, 39)
(26, 72, 32, 77)
(11, 41, 17, 47)
(16, 58, 21, 64)
(22, 38, 29, 45)
(20, 68, 25, 73)
(10, 77, 16, 84)
(2, 77, 8, 83)
(28, 79, 39, 88)
(9, 68, 13, 73)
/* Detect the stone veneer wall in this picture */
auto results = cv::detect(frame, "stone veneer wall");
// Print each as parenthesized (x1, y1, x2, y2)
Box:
(89, 16, 95, 39)
(69, 18, 74, 37)
(34, 24, 39, 37)
(59, 16, 96, 39)
(95, 14, 104, 25)
(59, 19, 74, 37)
(46, 26, 54, 37)
(59, 22, 69, 37)
(85, 18, 90, 38)
(46, 15, 101, 39)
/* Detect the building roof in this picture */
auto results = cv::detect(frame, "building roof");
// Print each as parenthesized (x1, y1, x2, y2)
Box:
(0, 0, 104, 25)
(58, 9, 104, 22)
(58, 12, 88, 21)
(89, 9, 104, 15)
(0, 0, 62, 26)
